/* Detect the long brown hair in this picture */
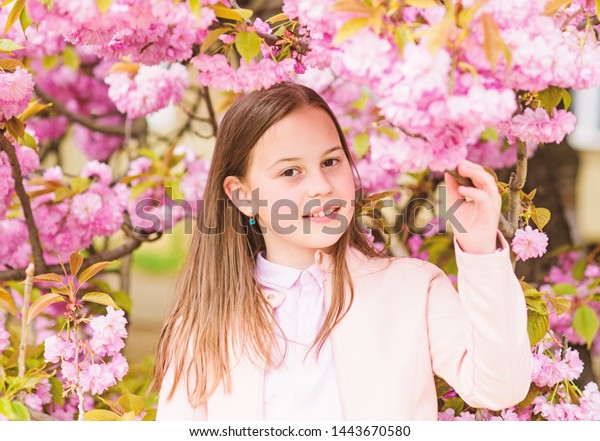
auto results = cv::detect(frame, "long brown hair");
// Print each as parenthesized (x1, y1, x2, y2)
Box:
(149, 81, 388, 406)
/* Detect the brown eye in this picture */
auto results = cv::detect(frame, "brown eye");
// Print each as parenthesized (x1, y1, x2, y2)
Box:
(281, 169, 299, 177)
(323, 158, 340, 167)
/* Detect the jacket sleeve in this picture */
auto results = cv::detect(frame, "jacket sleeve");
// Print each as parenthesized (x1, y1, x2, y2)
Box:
(425, 229, 533, 411)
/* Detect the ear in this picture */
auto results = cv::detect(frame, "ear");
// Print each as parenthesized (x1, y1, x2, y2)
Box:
(223, 176, 252, 216)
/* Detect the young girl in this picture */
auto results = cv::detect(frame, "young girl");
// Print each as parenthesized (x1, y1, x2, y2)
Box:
(150, 82, 533, 421)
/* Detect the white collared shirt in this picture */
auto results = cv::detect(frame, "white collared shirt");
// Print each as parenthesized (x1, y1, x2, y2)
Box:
(255, 250, 343, 420)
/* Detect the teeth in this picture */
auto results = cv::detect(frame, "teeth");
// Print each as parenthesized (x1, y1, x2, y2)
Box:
(311, 207, 336, 217)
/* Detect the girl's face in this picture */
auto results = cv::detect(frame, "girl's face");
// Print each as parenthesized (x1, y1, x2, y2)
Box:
(224, 105, 356, 268)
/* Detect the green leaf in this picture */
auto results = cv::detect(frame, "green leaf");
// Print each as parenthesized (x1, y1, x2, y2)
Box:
(0, 58, 25, 71)
(70, 177, 91, 193)
(21, 132, 37, 150)
(552, 283, 577, 296)
(333, 17, 369, 45)
(572, 259, 587, 281)
(3, 0, 25, 36)
(33, 273, 63, 283)
(538, 86, 564, 113)
(562, 89, 572, 111)
(353, 133, 370, 159)
(527, 310, 549, 346)
(142, 408, 157, 421)
(441, 397, 465, 415)
(573, 305, 599, 350)
(63, 45, 80, 70)
(81, 292, 120, 310)
(190, 0, 201, 20)
(480, 127, 498, 142)
(200, 27, 230, 53)
(0, 287, 17, 315)
(0, 397, 15, 420)
(0, 38, 24, 52)
(11, 401, 30, 421)
(6, 117, 25, 140)
(49, 376, 64, 406)
(266, 13, 288, 23)
(78, 261, 116, 285)
(42, 54, 59, 70)
(27, 293, 66, 324)
(531, 207, 551, 231)
(517, 383, 539, 412)
(526, 296, 548, 315)
(234, 31, 261, 64)
(84, 409, 121, 421)
(544, 0, 573, 15)
(212, 4, 252, 22)
(97, 0, 113, 14)
(482, 13, 508, 70)
(549, 296, 571, 315)
(19, 5, 31, 33)
(118, 393, 144, 415)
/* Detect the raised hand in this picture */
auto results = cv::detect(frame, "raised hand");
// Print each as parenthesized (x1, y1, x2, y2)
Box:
(443, 160, 501, 255)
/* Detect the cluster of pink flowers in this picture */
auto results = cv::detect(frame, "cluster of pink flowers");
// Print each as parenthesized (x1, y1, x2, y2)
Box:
(34, 62, 125, 160)
(105, 64, 189, 118)
(26, 0, 216, 65)
(16, 162, 130, 264)
(508, 108, 577, 147)
(284, 0, 598, 177)
(539, 251, 600, 356)
(43, 306, 129, 397)
(511, 225, 549, 261)
(438, 342, 600, 420)
(192, 54, 298, 93)
(0, 67, 34, 121)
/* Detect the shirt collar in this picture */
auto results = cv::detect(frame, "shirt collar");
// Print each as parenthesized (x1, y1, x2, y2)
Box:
(255, 249, 325, 289)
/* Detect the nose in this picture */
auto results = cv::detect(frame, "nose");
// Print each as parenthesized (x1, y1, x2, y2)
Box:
(306, 168, 333, 198)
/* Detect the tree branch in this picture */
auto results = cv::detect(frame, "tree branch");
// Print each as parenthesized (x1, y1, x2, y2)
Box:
(507, 139, 528, 268)
(202, 86, 219, 136)
(34, 86, 144, 138)
(0, 237, 143, 282)
(0, 133, 48, 274)
(498, 212, 514, 239)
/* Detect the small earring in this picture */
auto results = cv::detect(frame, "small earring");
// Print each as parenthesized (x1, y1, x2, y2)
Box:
(248, 210, 256, 225)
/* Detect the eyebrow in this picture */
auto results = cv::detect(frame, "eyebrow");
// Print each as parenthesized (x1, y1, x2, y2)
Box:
(268, 146, 343, 169)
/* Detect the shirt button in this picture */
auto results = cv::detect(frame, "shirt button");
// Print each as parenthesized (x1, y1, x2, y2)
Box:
(267, 293, 274, 300)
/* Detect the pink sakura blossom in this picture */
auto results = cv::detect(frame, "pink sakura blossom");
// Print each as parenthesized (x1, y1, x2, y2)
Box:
(0, 67, 35, 121)
(510, 108, 577, 146)
(89, 306, 128, 357)
(106, 64, 189, 118)
(23, 378, 52, 412)
(43, 335, 76, 363)
(28, 116, 70, 144)
(79, 362, 117, 395)
(511, 225, 549, 261)
(531, 348, 584, 388)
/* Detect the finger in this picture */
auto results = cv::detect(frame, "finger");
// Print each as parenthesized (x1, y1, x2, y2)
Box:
(457, 185, 495, 206)
(444, 172, 462, 205)
(456, 161, 498, 196)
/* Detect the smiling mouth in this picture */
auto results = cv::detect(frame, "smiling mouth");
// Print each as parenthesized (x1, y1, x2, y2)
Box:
(302, 206, 341, 219)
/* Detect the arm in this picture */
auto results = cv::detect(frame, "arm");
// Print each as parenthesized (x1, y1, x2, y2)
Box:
(425, 230, 533, 410)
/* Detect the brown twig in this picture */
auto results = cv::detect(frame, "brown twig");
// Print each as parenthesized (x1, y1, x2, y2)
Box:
(0, 133, 48, 274)
(0, 237, 143, 282)
(34, 86, 144, 137)
(202, 86, 219, 136)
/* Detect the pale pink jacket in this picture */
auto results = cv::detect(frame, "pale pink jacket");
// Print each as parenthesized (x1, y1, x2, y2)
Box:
(156, 231, 533, 420)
